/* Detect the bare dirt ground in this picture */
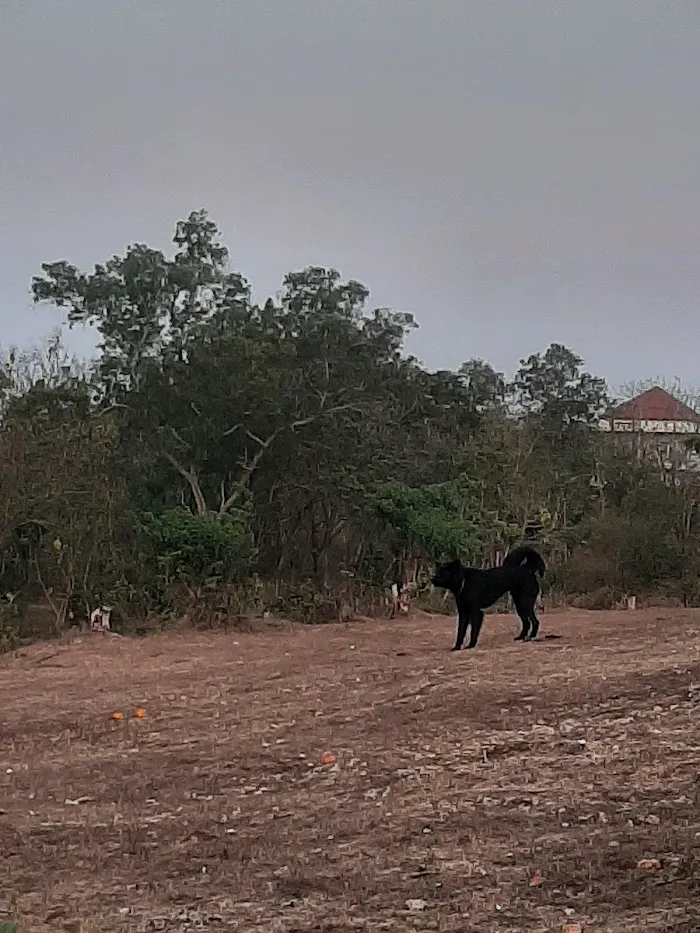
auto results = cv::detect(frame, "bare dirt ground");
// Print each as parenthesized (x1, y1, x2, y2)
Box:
(2, 608, 700, 932)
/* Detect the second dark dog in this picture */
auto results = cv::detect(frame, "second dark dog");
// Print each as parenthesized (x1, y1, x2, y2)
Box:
(431, 545, 546, 651)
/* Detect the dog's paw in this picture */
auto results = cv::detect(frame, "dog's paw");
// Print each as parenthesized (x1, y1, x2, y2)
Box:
(450, 645, 462, 652)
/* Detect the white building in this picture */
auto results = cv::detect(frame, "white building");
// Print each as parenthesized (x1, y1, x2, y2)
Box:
(599, 386, 700, 477)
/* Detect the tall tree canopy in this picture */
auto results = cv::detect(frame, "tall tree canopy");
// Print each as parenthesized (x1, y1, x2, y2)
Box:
(0, 209, 692, 639)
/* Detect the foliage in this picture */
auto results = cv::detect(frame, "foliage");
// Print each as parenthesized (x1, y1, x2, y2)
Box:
(0, 594, 20, 653)
(31, 209, 250, 395)
(138, 508, 253, 584)
(0, 210, 694, 637)
(371, 479, 486, 560)
(0, 373, 131, 634)
(511, 342, 609, 428)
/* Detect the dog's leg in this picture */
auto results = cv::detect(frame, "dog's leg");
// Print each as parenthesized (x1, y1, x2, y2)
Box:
(513, 598, 531, 641)
(465, 609, 484, 649)
(521, 585, 541, 640)
(452, 611, 469, 651)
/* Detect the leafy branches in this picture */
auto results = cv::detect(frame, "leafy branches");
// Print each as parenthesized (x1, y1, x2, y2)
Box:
(4, 208, 695, 638)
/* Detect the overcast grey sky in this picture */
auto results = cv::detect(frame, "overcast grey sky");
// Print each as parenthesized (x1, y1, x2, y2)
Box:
(1, 0, 699, 386)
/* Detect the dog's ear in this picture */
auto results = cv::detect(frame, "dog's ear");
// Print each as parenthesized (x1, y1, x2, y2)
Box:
(445, 559, 463, 584)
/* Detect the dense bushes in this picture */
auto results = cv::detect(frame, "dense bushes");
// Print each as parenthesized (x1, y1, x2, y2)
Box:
(0, 210, 698, 644)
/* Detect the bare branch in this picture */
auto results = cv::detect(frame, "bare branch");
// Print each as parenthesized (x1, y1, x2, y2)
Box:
(32, 556, 70, 635)
(92, 402, 128, 418)
(165, 425, 191, 451)
(224, 405, 362, 507)
(290, 403, 364, 430)
(163, 451, 208, 515)
(245, 429, 274, 448)
(218, 427, 283, 515)
(290, 417, 315, 430)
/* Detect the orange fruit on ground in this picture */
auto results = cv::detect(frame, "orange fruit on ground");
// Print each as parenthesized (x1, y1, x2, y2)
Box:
(320, 751, 336, 766)
(135, 708, 146, 719)
(111, 711, 123, 721)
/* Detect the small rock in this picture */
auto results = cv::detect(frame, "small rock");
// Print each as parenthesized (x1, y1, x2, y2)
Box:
(405, 898, 427, 912)
(637, 858, 661, 871)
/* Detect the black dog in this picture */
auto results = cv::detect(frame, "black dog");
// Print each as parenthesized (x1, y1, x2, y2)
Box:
(431, 545, 546, 651)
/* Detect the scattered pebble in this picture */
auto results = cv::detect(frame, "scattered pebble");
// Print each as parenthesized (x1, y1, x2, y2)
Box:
(405, 898, 427, 912)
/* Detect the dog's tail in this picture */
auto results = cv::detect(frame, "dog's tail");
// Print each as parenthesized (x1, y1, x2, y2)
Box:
(501, 544, 546, 578)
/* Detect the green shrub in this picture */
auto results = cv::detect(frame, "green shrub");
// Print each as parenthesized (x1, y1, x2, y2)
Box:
(371, 478, 483, 560)
(0, 594, 20, 654)
(138, 508, 253, 584)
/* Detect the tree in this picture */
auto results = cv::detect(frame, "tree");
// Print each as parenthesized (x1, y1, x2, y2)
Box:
(0, 332, 88, 417)
(0, 380, 129, 630)
(459, 359, 506, 414)
(31, 210, 250, 394)
(501, 344, 610, 566)
(510, 343, 608, 430)
(13, 209, 700, 638)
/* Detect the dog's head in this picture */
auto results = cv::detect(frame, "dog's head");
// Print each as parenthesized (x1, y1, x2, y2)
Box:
(431, 559, 464, 593)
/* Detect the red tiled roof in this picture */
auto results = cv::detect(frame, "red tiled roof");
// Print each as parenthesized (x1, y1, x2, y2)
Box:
(609, 386, 700, 423)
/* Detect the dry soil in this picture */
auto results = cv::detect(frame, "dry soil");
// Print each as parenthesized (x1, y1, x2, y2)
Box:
(2, 607, 700, 931)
